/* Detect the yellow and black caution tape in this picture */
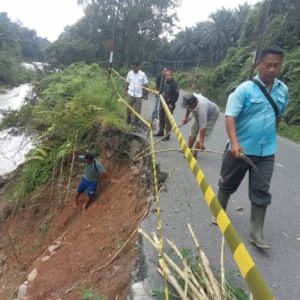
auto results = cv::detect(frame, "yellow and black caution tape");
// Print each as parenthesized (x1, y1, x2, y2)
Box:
(159, 95, 275, 300)
(110, 68, 275, 300)
(149, 127, 169, 300)
(110, 75, 169, 300)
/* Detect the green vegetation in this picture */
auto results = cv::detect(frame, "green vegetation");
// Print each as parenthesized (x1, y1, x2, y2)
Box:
(0, 12, 49, 86)
(46, 1, 299, 141)
(46, 0, 180, 67)
(2, 63, 126, 205)
(81, 288, 107, 300)
(172, 0, 300, 141)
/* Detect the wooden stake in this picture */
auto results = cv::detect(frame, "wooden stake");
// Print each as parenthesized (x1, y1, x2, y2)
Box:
(166, 239, 206, 296)
(187, 223, 223, 300)
(134, 117, 192, 160)
(65, 131, 78, 203)
(50, 159, 56, 202)
(58, 156, 64, 205)
(140, 148, 223, 159)
(139, 229, 208, 300)
(220, 237, 226, 299)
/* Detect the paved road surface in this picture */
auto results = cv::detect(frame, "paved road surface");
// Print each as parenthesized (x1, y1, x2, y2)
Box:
(132, 92, 300, 300)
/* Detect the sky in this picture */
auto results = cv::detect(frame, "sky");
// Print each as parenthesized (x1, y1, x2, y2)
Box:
(0, 0, 261, 42)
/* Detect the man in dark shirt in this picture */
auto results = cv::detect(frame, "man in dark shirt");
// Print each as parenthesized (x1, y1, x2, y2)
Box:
(154, 69, 179, 140)
(152, 67, 167, 121)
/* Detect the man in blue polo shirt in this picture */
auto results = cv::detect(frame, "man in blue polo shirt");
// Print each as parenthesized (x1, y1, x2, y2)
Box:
(74, 152, 117, 210)
(215, 46, 288, 249)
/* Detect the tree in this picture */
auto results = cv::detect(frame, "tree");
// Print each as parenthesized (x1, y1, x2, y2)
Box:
(47, 0, 181, 67)
(199, 8, 237, 65)
(0, 12, 49, 84)
(172, 29, 198, 60)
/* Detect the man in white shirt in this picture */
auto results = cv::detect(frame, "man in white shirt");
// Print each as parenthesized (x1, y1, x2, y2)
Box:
(182, 93, 220, 158)
(125, 62, 148, 125)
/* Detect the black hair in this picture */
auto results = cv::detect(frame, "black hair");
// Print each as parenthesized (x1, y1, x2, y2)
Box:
(84, 152, 94, 160)
(257, 46, 284, 61)
(132, 61, 140, 67)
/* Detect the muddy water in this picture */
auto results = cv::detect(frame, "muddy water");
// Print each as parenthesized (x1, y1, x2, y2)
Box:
(0, 84, 33, 175)
(0, 84, 32, 115)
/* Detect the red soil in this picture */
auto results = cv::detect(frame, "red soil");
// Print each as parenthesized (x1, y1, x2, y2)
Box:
(0, 161, 147, 300)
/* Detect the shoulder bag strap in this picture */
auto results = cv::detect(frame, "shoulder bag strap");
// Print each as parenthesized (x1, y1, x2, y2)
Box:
(93, 160, 99, 173)
(252, 79, 279, 118)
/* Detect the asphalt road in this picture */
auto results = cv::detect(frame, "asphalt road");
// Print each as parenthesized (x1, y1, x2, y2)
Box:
(132, 91, 300, 300)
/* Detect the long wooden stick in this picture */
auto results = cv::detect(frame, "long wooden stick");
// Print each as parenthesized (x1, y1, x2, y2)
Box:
(166, 239, 207, 297)
(220, 237, 226, 299)
(65, 131, 78, 203)
(187, 223, 223, 300)
(50, 159, 56, 202)
(184, 259, 189, 300)
(140, 229, 206, 300)
(134, 117, 192, 160)
(157, 268, 188, 300)
(58, 156, 64, 205)
(158, 167, 177, 193)
(135, 155, 144, 213)
(140, 148, 223, 158)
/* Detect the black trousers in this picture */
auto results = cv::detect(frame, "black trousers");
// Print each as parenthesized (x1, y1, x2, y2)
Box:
(218, 150, 275, 207)
(159, 104, 174, 134)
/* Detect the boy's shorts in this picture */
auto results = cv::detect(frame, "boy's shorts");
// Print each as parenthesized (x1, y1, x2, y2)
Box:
(77, 177, 98, 198)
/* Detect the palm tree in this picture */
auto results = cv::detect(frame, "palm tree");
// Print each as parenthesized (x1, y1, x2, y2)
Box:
(173, 28, 198, 60)
(233, 3, 252, 38)
(200, 7, 236, 65)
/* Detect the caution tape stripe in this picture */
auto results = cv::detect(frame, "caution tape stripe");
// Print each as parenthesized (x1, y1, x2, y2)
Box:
(149, 128, 169, 300)
(159, 95, 275, 300)
(116, 92, 151, 128)
(110, 74, 169, 300)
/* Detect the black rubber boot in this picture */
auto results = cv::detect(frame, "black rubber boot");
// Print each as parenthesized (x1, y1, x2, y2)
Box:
(249, 203, 271, 249)
(154, 131, 164, 137)
(211, 189, 230, 225)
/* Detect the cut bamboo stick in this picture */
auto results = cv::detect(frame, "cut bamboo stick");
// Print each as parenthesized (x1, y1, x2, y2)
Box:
(158, 167, 177, 193)
(157, 268, 188, 300)
(187, 223, 223, 300)
(166, 239, 207, 296)
(220, 237, 226, 299)
(50, 159, 56, 202)
(133, 117, 192, 160)
(135, 155, 144, 212)
(58, 156, 64, 205)
(139, 229, 202, 298)
(184, 260, 188, 300)
(151, 231, 208, 300)
(65, 130, 78, 202)
(140, 148, 223, 159)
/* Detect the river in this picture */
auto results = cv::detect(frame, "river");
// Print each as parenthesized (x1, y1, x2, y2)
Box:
(0, 84, 33, 176)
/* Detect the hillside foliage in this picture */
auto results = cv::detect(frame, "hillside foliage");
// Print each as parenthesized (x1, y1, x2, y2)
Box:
(170, 0, 300, 140)
(1, 64, 126, 204)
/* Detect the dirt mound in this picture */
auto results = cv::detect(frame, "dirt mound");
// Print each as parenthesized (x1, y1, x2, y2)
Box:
(0, 131, 149, 300)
